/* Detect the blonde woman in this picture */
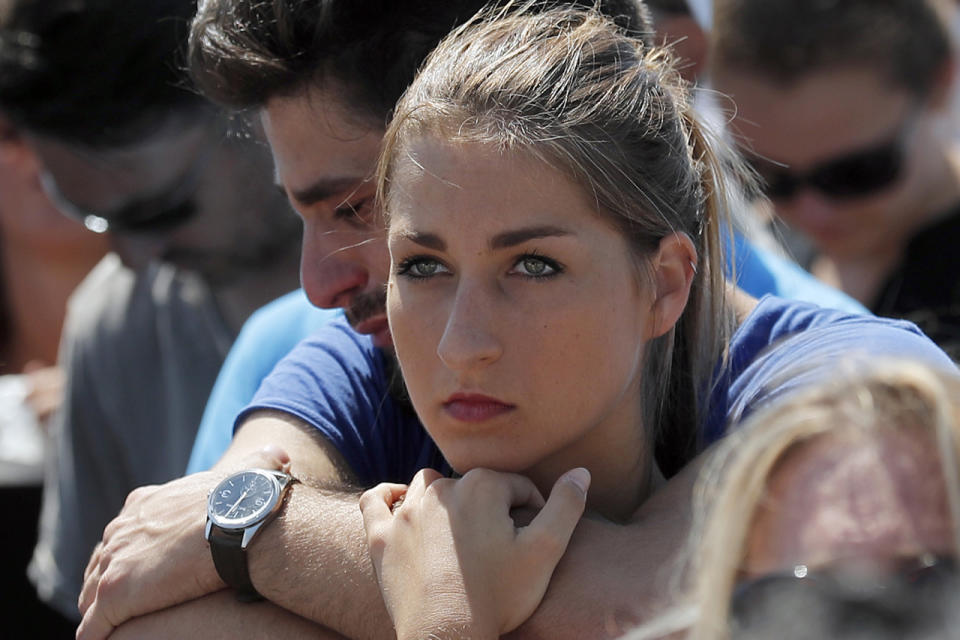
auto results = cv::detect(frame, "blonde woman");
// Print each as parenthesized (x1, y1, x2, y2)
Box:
(631, 359, 960, 639)
(358, 5, 955, 639)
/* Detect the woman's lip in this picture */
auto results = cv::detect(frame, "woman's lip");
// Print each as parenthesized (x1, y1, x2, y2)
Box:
(442, 393, 515, 423)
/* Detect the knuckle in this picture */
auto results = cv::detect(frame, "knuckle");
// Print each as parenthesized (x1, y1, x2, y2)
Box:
(96, 568, 126, 602)
(531, 530, 566, 558)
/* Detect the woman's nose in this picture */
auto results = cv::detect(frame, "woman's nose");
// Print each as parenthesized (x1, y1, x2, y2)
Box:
(436, 285, 503, 371)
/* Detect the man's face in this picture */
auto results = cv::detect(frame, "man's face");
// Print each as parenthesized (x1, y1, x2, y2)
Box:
(29, 112, 298, 281)
(713, 66, 928, 260)
(261, 88, 392, 347)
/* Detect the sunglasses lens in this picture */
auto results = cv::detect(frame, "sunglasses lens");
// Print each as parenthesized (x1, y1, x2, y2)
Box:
(747, 158, 798, 200)
(105, 199, 199, 233)
(810, 143, 903, 198)
(731, 561, 960, 639)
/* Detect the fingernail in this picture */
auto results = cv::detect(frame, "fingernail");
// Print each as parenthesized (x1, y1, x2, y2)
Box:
(565, 467, 591, 497)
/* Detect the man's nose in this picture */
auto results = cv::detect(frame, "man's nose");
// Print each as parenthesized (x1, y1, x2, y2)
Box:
(436, 284, 503, 372)
(300, 232, 371, 310)
(789, 188, 838, 229)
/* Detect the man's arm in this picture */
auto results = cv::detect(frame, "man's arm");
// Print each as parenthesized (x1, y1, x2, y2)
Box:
(77, 411, 394, 640)
(508, 460, 700, 639)
(110, 590, 345, 639)
(81, 411, 700, 640)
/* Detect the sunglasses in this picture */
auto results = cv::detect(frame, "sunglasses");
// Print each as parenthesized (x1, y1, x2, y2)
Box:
(729, 555, 959, 639)
(745, 132, 907, 202)
(40, 169, 201, 234)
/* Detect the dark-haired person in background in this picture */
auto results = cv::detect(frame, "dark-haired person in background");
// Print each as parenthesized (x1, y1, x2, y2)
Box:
(711, 0, 960, 360)
(0, 0, 301, 627)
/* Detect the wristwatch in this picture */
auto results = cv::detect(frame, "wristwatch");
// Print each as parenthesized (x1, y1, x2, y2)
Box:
(205, 468, 296, 601)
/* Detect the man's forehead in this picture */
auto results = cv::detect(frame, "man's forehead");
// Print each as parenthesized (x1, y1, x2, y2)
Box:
(749, 430, 953, 571)
(261, 104, 384, 210)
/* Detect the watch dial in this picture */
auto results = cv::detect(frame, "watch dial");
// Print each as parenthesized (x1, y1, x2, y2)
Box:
(209, 471, 278, 527)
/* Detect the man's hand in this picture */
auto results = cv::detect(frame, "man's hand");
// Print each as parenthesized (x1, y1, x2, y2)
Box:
(360, 467, 590, 640)
(75, 445, 291, 640)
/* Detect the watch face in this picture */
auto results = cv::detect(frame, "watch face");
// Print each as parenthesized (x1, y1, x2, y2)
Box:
(207, 470, 281, 530)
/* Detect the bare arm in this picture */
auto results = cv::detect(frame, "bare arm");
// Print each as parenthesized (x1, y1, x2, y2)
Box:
(77, 411, 393, 640)
(507, 459, 700, 639)
(81, 409, 699, 640)
(110, 590, 345, 639)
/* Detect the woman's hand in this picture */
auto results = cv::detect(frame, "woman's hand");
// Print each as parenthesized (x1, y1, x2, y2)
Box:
(360, 467, 590, 640)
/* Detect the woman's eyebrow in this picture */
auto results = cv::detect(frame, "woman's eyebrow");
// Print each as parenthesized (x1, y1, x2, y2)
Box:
(490, 225, 572, 249)
(394, 225, 572, 251)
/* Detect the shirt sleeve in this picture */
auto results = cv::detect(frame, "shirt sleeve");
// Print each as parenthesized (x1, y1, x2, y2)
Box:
(237, 317, 439, 486)
(719, 315, 957, 439)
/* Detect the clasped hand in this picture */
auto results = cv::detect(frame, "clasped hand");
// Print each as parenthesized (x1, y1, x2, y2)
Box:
(360, 467, 590, 640)
(75, 446, 291, 639)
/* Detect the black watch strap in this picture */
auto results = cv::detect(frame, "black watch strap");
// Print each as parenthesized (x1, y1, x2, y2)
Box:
(208, 526, 263, 602)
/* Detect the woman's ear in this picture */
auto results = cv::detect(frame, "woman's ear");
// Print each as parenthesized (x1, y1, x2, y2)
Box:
(645, 232, 697, 341)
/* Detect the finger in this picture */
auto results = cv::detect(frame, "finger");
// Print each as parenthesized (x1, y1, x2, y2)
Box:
(75, 601, 114, 640)
(404, 467, 444, 503)
(495, 472, 546, 511)
(458, 469, 546, 513)
(78, 544, 106, 615)
(359, 483, 407, 523)
(519, 467, 590, 558)
(83, 541, 103, 583)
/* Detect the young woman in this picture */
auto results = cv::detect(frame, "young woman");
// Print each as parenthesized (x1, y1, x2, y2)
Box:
(630, 358, 960, 639)
(358, 6, 956, 638)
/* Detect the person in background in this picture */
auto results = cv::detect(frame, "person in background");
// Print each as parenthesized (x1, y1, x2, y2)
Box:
(0, 0, 301, 624)
(627, 358, 960, 639)
(0, 110, 108, 638)
(710, 0, 960, 359)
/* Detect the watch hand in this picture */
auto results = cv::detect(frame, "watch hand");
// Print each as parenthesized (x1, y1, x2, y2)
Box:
(226, 489, 250, 517)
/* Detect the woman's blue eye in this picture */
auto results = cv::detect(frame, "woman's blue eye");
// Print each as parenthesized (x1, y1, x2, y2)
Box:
(512, 255, 560, 278)
(397, 257, 448, 278)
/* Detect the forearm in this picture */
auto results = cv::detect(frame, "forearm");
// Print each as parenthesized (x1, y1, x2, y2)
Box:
(245, 482, 394, 640)
(508, 460, 700, 640)
(222, 414, 395, 640)
(111, 590, 346, 639)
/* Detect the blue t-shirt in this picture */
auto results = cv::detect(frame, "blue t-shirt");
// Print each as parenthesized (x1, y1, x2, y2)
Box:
(186, 290, 339, 473)
(242, 296, 953, 486)
(188, 231, 864, 471)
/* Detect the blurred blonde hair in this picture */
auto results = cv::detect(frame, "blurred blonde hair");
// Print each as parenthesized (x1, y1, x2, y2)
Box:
(628, 358, 960, 639)
(377, 2, 746, 474)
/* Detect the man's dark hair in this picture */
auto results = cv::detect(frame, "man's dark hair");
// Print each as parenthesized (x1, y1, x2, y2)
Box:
(712, 0, 954, 97)
(189, 0, 654, 124)
(0, 0, 207, 147)
(645, 0, 689, 16)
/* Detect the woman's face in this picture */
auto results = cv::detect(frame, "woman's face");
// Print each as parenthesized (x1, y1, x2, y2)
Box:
(386, 138, 655, 487)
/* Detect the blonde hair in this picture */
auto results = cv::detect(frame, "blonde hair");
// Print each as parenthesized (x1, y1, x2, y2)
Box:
(630, 358, 960, 639)
(377, 3, 743, 474)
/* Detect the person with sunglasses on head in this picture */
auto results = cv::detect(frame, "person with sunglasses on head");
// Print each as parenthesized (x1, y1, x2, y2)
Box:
(0, 0, 303, 627)
(710, 0, 960, 360)
(624, 357, 960, 640)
